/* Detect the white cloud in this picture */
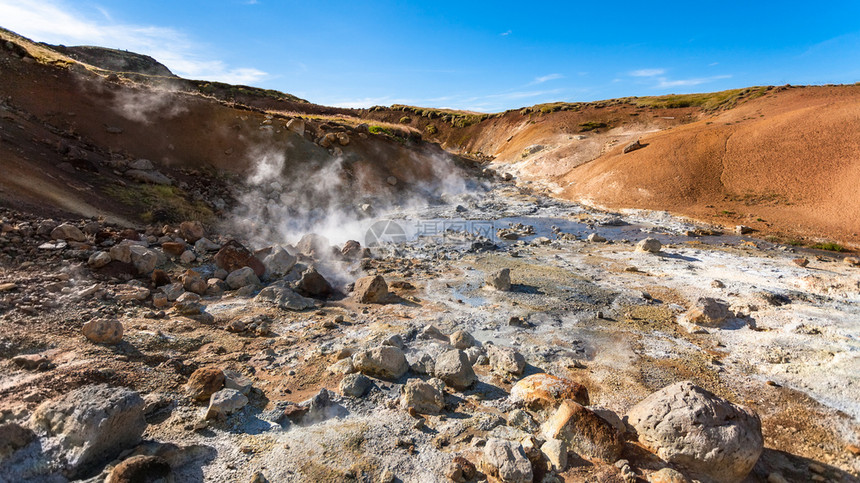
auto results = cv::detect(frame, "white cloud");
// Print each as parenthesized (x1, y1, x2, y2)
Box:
(500, 30, 512, 36)
(532, 73, 564, 84)
(656, 75, 731, 88)
(630, 68, 666, 77)
(0, 0, 267, 84)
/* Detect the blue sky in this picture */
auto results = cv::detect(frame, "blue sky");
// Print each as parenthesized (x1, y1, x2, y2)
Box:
(2, 0, 859, 111)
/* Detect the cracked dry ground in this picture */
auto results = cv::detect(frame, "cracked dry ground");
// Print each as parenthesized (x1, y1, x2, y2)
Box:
(1, 186, 859, 483)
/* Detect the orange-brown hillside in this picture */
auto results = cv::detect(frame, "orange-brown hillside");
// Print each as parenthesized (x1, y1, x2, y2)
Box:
(555, 85, 860, 246)
(363, 85, 860, 248)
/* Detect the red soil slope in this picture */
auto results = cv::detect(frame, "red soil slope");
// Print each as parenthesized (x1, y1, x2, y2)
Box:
(557, 85, 860, 246)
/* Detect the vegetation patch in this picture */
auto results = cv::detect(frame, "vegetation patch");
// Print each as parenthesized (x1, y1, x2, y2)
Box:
(104, 183, 213, 223)
(809, 242, 845, 252)
(579, 121, 608, 132)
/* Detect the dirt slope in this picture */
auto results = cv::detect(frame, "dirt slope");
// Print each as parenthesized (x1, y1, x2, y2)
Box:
(0, 28, 473, 226)
(556, 85, 860, 246)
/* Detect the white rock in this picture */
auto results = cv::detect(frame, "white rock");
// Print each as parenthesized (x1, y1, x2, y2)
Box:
(626, 381, 763, 483)
(205, 388, 248, 420)
(88, 251, 111, 268)
(225, 267, 261, 290)
(481, 438, 533, 483)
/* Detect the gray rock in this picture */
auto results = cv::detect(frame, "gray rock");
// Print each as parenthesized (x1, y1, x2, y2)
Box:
(173, 292, 202, 315)
(226, 266, 261, 290)
(129, 245, 158, 274)
(382, 334, 404, 350)
(434, 350, 477, 390)
(488, 345, 526, 375)
(339, 373, 372, 397)
(179, 250, 196, 264)
(481, 438, 533, 483)
(205, 388, 248, 420)
(400, 378, 445, 414)
(626, 381, 763, 483)
(623, 139, 644, 154)
(419, 324, 449, 342)
(125, 169, 172, 185)
(295, 267, 333, 297)
(587, 233, 607, 243)
(162, 282, 184, 301)
(29, 384, 146, 477)
(295, 233, 331, 258)
(449, 330, 475, 350)
(540, 438, 569, 472)
(128, 158, 154, 170)
(223, 370, 253, 395)
(109, 242, 133, 263)
(51, 223, 86, 242)
(507, 408, 539, 433)
(636, 238, 662, 253)
(261, 246, 296, 278)
(409, 353, 435, 375)
(686, 297, 732, 327)
(255, 282, 315, 310)
(486, 268, 512, 291)
(353, 346, 408, 380)
(194, 237, 221, 252)
(464, 346, 484, 365)
(88, 251, 111, 268)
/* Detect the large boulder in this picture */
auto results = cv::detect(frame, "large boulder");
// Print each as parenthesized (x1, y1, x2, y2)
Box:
(129, 245, 158, 275)
(261, 246, 297, 278)
(178, 221, 205, 243)
(626, 381, 763, 483)
(511, 373, 589, 409)
(205, 388, 248, 420)
(623, 139, 644, 154)
(255, 282, 316, 310)
(542, 400, 624, 463)
(214, 240, 265, 277)
(353, 275, 388, 303)
(636, 238, 662, 253)
(449, 330, 475, 350)
(51, 223, 86, 242)
(488, 345, 526, 376)
(295, 267, 333, 298)
(225, 266, 262, 290)
(352, 346, 408, 380)
(161, 241, 187, 257)
(486, 268, 512, 291)
(82, 319, 123, 344)
(434, 350, 477, 390)
(106, 455, 171, 483)
(185, 367, 225, 401)
(400, 378, 445, 414)
(181, 269, 207, 295)
(296, 233, 332, 258)
(339, 373, 372, 398)
(481, 438, 533, 483)
(30, 384, 146, 477)
(88, 251, 112, 268)
(125, 169, 172, 185)
(686, 298, 732, 327)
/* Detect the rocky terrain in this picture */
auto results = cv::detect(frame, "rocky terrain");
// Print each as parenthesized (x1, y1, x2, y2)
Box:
(1, 26, 859, 483)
